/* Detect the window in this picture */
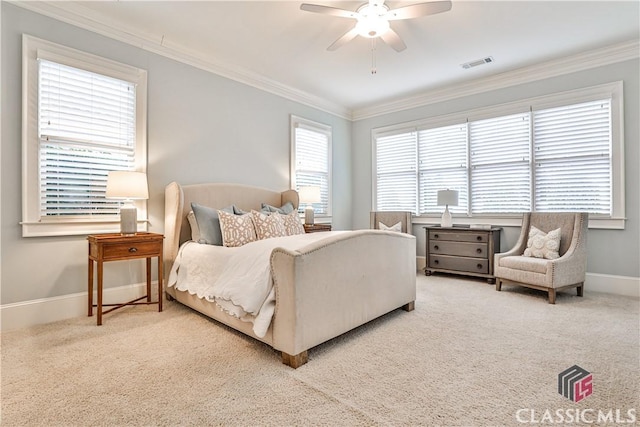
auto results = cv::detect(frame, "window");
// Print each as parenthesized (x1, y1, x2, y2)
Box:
(372, 82, 624, 229)
(22, 35, 147, 237)
(291, 116, 332, 217)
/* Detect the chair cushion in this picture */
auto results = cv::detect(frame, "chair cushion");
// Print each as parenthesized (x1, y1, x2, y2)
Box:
(523, 226, 561, 259)
(498, 255, 549, 275)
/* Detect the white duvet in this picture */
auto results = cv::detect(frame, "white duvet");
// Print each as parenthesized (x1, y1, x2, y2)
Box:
(168, 231, 344, 338)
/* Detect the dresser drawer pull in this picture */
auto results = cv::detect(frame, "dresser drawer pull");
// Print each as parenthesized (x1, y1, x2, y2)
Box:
(476, 248, 482, 254)
(128, 247, 138, 253)
(434, 234, 439, 239)
(434, 260, 439, 265)
(476, 236, 482, 241)
(477, 263, 483, 269)
(434, 245, 439, 250)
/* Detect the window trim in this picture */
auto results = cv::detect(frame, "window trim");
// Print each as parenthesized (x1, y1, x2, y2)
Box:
(372, 82, 625, 229)
(290, 115, 332, 219)
(21, 35, 148, 237)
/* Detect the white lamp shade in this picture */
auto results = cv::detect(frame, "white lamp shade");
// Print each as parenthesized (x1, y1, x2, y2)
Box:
(298, 186, 321, 204)
(437, 189, 459, 207)
(106, 171, 149, 200)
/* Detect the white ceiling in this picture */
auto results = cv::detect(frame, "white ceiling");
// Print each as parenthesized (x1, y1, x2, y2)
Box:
(22, 1, 640, 117)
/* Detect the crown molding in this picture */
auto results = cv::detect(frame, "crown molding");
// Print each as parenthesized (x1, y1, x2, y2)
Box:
(352, 39, 640, 121)
(10, 1, 352, 120)
(10, 1, 639, 123)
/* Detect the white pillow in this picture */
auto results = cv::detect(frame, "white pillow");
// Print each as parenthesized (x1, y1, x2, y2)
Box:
(379, 221, 402, 232)
(187, 210, 201, 242)
(218, 210, 257, 247)
(250, 210, 287, 240)
(282, 211, 305, 236)
(523, 226, 561, 259)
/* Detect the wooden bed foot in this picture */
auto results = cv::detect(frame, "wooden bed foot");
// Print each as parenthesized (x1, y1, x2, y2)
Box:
(402, 301, 415, 312)
(282, 351, 308, 368)
(165, 292, 175, 302)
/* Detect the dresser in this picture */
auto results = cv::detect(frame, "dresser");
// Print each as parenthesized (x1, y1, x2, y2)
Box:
(424, 226, 501, 284)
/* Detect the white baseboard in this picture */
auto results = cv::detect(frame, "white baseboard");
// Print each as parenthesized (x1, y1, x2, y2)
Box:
(416, 256, 639, 298)
(2, 266, 639, 332)
(0, 282, 149, 332)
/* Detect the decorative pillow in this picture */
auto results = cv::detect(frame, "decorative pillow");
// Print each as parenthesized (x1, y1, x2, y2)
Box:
(523, 226, 561, 260)
(250, 210, 287, 240)
(187, 211, 201, 242)
(282, 211, 305, 236)
(218, 210, 257, 247)
(191, 203, 235, 246)
(261, 201, 295, 214)
(379, 221, 402, 232)
(233, 205, 248, 215)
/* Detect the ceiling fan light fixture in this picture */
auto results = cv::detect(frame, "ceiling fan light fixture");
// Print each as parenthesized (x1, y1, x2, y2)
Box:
(356, 16, 390, 38)
(355, 3, 390, 38)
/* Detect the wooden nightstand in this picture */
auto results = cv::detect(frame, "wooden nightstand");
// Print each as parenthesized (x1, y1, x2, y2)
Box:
(303, 224, 332, 233)
(87, 232, 164, 325)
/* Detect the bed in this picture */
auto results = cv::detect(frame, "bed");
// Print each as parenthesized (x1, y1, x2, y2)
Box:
(164, 182, 417, 368)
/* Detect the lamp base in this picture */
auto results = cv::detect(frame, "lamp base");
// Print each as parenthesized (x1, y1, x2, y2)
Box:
(440, 205, 453, 228)
(120, 204, 137, 235)
(304, 205, 315, 226)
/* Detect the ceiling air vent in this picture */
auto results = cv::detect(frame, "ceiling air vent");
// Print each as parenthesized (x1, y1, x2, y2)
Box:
(461, 56, 494, 70)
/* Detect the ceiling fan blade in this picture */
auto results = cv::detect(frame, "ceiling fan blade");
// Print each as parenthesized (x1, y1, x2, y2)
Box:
(386, 1, 452, 20)
(327, 26, 360, 51)
(300, 4, 358, 19)
(380, 28, 407, 52)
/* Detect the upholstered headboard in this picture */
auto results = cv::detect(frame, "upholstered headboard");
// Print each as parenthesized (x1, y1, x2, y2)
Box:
(163, 182, 299, 277)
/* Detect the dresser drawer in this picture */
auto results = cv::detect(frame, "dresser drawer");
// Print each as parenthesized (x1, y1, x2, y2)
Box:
(101, 241, 162, 260)
(429, 241, 488, 259)
(429, 254, 489, 274)
(429, 230, 488, 243)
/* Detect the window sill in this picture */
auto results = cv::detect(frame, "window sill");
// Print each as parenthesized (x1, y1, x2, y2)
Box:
(411, 215, 625, 230)
(21, 219, 149, 237)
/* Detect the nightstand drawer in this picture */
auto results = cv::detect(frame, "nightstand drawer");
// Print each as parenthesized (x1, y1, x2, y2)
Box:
(429, 241, 488, 259)
(101, 241, 162, 260)
(429, 230, 488, 243)
(429, 254, 489, 274)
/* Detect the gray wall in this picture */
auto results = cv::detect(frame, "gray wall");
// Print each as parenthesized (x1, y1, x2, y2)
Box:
(352, 59, 640, 278)
(0, 4, 352, 304)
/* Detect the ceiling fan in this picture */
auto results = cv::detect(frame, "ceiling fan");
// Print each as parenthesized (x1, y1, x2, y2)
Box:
(300, 0, 452, 53)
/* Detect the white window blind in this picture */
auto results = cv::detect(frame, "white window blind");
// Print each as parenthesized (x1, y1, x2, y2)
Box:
(372, 82, 621, 226)
(469, 112, 531, 214)
(38, 59, 136, 217)
(418, 124, 468, 214)
(292, 120, 331, 216)
(375, 131, 418, 212)
(533, 99, 611, 214)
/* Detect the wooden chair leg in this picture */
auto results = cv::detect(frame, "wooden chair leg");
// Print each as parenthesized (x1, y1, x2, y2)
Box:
(577, 283, 584, 297)
(495, 279, 502, 292)
(548, 289, 556, 304)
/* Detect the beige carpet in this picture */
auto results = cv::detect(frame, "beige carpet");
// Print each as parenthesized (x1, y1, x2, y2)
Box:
(1, 274, 638, 426)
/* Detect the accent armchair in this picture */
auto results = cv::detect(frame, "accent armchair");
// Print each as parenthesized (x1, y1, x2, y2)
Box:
(494, 212, 588, 304)
(370, 211, 412, 233)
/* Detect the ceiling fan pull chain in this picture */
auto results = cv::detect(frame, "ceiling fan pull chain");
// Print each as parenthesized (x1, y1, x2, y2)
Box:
(371, 38, 377, 74)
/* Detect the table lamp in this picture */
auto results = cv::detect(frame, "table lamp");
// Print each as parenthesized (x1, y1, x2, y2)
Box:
(437, 189, 458, 228)
(298, 186, 321, 225)
(106, 171, 149, 235)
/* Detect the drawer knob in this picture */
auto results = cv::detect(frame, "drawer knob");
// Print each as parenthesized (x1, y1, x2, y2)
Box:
(128, 247, 138, 253)
(434, 260, 439, 265)
(433, 234, 439, 239)
(477, 263, 483, 269)
(434, 245, 439, 250)
(476, 248, 482, 254)
(476, 236, 482, 241)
